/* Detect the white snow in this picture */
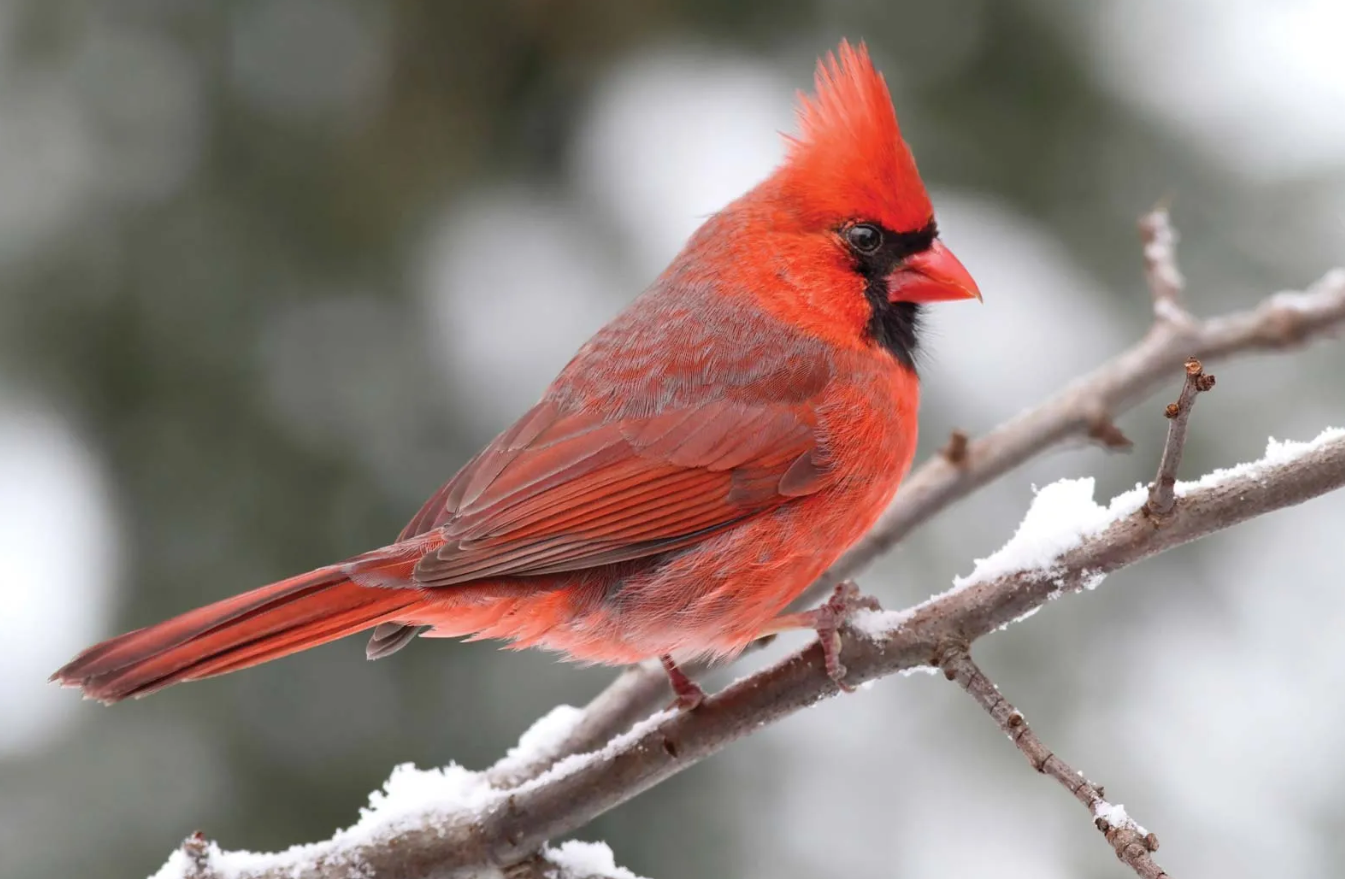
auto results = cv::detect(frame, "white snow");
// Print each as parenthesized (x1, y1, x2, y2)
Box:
(1092, 799, 1149, 837)
(1080, 569, 1107, 591)
(1262, 428, 1345, 464)
(544, 840, 649, 879)
(523, 708, 678, 793)
(145, 703, 665, 879)
(489, 704, 586, 777)
(1175, 427, 1345, 496)
(849, 607, 916, 641)
(362, 761, 496, 823)
(851, 427, 1345, 650)
(951, 427, 1343, 594)
(952, 478, 1149, 592)
(146, 849, 191, 879)
(146, 756, 496, 877)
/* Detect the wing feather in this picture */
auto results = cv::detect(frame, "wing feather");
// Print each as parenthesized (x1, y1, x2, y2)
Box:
(402, 398, 828, 588)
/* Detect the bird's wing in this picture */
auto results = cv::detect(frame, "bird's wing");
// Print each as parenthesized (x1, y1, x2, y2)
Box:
(399, 398, 828, 588)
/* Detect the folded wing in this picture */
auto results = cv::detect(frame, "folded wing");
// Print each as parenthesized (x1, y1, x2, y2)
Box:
(400, 398, 830, 588)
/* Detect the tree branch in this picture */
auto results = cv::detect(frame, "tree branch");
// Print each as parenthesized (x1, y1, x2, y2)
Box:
(527, 263, 1345, 779)
(158, 831, 648, 879)
(937, 647, 1167, 879)
(168, 426, 1345, 878)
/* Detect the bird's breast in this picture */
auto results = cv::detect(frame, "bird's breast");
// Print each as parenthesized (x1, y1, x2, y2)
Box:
(815, 353, 921, 496)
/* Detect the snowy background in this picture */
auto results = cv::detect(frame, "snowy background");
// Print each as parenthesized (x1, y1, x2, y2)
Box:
(2, 2, 1344, 878)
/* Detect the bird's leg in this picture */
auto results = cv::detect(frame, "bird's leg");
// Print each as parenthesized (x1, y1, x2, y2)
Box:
(762, 580, 881, 691)
(660, 654, 706, 711)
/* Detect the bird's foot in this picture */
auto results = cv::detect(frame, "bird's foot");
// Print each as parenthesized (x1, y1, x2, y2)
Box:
(660, 654, 705, 711)
(798, 581, 882, 692)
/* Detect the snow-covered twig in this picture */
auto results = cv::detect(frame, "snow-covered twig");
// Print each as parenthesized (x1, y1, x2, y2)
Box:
(529, 263, 1345, 784)
(157, 821, 647, 879)
(487, 664, 672, 789)
(159, 427, 1345, 879)
(179, 832, 214, 879)
(937, 647, 1167, 879)
(1144, 357, 1215, 517)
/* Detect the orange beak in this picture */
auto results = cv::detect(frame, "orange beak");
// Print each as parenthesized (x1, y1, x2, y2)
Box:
(885, 240, 982, 304)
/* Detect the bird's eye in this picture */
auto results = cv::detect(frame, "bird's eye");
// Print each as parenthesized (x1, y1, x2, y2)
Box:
(846, 223, 882, 254)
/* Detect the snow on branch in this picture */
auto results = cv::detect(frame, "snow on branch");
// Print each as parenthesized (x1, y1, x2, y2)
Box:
(872, 425, 1345, 635)
(166, 835, 645, 879)
(154, 706, 663, 879)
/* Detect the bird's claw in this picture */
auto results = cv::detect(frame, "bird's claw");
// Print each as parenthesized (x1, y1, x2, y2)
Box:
(814, 580, 881, 690)
(660, 654, 706, 711)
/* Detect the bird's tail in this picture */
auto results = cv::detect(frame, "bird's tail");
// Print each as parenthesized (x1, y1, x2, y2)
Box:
(51, 542, 429, 703)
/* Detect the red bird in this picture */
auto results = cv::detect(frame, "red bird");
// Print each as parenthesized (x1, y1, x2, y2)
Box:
(54, 41, 980, 708)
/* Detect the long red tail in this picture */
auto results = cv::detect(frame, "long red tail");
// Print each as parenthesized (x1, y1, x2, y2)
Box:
(52, 544, 429, 703)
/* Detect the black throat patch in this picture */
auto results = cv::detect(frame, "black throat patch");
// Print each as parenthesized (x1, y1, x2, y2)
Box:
(848, 220, 937, 372)
(863, 297, 922, 371)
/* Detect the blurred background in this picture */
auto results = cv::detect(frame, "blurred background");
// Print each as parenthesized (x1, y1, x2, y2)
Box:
(2, 1, 1344, 877)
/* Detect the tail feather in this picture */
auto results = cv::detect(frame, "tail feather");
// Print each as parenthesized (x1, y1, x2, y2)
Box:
(52, 548, 428, 703)
(170, 588, 418, 681)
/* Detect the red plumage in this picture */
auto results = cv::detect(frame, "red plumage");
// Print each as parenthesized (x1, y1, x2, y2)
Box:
(53, 40, 981, 704)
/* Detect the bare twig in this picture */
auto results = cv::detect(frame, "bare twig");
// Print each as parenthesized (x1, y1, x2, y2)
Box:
(185, 429, 1345, 878)
(937, 646, 1167, 879)
(1145, 358, 1216, 517)
(1139, 206, 1189, 323)
(526, 267, 1345, 778)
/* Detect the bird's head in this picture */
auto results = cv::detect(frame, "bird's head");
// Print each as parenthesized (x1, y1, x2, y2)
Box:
(736, 40, 981, 368)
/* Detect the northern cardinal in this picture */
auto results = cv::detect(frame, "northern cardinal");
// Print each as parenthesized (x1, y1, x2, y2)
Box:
(54, 40, 980, 708)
